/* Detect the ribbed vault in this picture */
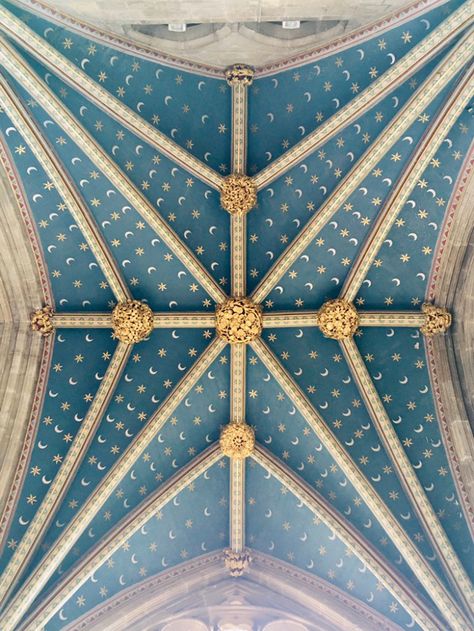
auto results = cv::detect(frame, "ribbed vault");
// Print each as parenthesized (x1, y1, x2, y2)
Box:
(0, 0, 473, 629)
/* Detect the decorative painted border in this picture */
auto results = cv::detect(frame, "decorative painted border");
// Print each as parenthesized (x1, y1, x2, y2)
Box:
(426, 145, 474, 532)
(255, 0, 450, 75)
(49, 312, 217, 329)
(0, 338, 226, 630)
(251, 30, 474, 303)
(253, 446, 441, 630)
(0, 343, 131, 606)
(0, 76, 131, 302)
(251, 337, 471, 630)
(0, 138, 52, 306)
(0, 33, 227, 304)
(230, 459, 245, 552)
(0, 333, 53, 552)
(253, 10, 472, 191)
(19, 446, 222, 630)
(13, 0, 448, 77)
(428, 149, 474, 302)
(263, 310, 426, 328)
(0, 137, 53, 550)
(342, 69, 474, 300)
(66, 551, 403, 631)
(0, 8, 224, 190)
(252, 552, 401, 631)
(229, 72, 251, 297)
(341, 337, 474, 616)
(63, 553, 224, 631)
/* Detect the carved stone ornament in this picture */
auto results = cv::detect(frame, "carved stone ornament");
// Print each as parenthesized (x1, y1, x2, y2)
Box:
(216, 297, 262, 344)
(317, 298, 359, 340)
(223, 548, 252, 577)
(220, 174, 257, 215)
(225, 64, 254, 87)
(112, 300, 153, 344)
(220, 422, 255, 458)
(420, 303, 452, 336)
(31, 306, 54, 336)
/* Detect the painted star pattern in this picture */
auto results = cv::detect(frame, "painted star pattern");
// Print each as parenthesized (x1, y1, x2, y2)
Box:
(0, 0, 472, 627)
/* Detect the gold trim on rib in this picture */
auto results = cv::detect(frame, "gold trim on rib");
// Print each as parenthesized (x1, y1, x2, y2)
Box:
(0, 37, 227, 305)
(230, 459, 245, 552)
(0, 337, 226, 630)
(49, 312, 216, 328)
(52, 313, 114, 328)
(342, 68, 474, 301)
(230, 75, 250, 176)
(229, 67, 252, 296)
(152, 312, 216, 328)
(230, 344, 246, 423)
(229, 344, 247, 551)
(252, 3, 473, 189)
(0, 76, 130, 303)
(20, 446, 222, 631)
(253, 445, 441, 631)
(250, 337, 471, 630)
(262, 311, 319, 328)
(262, 310, 426, 328)
(231, 215, 247, 298)
(0, 342, 131, 606)
(358, 311, 425, 327)
(250, 31, 474, 304)
(0, 5, 223, 190)
(340, 337, 474, 616)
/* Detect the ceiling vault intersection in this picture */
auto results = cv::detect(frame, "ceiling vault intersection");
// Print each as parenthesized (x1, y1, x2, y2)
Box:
(0, 0, 472, 629)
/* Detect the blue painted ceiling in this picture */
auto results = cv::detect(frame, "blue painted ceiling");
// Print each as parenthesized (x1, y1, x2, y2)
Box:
(0, 0, 472, 628)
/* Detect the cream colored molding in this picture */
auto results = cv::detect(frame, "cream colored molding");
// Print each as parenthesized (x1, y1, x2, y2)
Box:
(227, 66, 254, 563)
(251, 337, 471, 630)
(19, 445, 222, 631)
(229, 65, 253, 297)
(342, 69, 474, 301)
(253, 445, 441, 630)
(0, 5, 224, 190)
(0, 337, 226, 630)
(262, 311, 320, 328)
(152, 312, 216, 328)
(0, 35, 227, 305)
(231, 215, 247, 298)
(0, 155, 44, 520)
(251, 553, 402, 631)
(262, 310, 426, 328)
(60, 551, 401, 631)
(0, 77, 131, 303)
(48, 308, 447, 332)
(230, 344, 246, 423)
(228, 64, 252, 176)
(427, 156, 474, 529)
(230, 458, 245, 552)
(252, 3, 473, 189)
(229, 344, 247, 552)
(340, 337, 474, 617)
(65, 553, 224, 631)
(0, 343, 131, 605)
(250, 29, 474, 304)
(46, 311, 216, 328)
(52, 313, 113, 328)
(358, 311, 425, 327)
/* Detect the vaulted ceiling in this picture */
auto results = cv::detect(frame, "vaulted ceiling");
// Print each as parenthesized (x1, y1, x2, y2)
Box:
(0, 0, 473, 629)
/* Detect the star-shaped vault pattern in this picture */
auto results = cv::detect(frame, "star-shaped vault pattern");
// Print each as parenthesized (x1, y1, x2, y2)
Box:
(0, 0, 473, 629)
